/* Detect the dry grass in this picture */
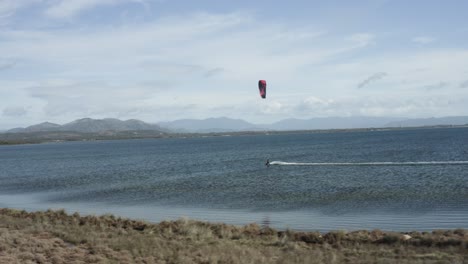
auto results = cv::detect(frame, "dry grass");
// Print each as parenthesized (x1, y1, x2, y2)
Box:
(0, 208, 466, 263)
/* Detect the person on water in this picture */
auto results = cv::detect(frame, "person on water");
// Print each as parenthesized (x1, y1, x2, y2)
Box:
(265, 159, 270, 167)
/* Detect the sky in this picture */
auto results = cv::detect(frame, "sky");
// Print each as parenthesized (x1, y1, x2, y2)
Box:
(1, 0, 468, 129)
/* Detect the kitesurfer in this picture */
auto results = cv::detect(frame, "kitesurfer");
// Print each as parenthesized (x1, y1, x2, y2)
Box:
(258, 80, 266, 99)
(265, 159, 270, 167)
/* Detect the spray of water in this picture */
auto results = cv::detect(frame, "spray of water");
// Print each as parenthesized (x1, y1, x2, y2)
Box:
(269, 161, 468, 166)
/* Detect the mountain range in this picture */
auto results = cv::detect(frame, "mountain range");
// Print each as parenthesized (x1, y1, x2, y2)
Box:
(158, 117, 260, 133)
(4, 116, 468, 134)
(385, 116, 468, 128)
(6, 118, 165, 133)
(158, 116, 468, 132)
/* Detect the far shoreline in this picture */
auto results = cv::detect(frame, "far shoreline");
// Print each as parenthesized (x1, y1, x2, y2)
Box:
(1, 124, 467, 146)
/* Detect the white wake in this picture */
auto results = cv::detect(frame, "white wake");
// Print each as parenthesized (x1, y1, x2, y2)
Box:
(269, 161, 468, 166)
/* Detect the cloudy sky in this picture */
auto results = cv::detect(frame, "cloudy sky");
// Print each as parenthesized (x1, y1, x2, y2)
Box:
(1, 0, 468, 129)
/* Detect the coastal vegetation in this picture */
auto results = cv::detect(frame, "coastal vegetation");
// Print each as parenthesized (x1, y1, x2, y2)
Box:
(0, 208, 466, 263)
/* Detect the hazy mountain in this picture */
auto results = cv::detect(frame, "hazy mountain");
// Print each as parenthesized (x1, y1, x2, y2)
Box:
(269, 117, 401, 130)
(152, 116, 468, 132)
(158, 117, 261, 132)
(5, 127, 26, 133)
(6, 122, 61, 133)
(6, 118, 165, 133)
(5, 116, 468, 135)
(61, 118, 164, 133)
(385, 116, 468, 127)
(27, 122, 61, 131)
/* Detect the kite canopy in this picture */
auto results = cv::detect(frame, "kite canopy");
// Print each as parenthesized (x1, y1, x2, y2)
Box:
(258, 80, 266, 99)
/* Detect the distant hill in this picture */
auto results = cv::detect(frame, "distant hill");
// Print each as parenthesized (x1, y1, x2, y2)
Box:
(5, 116, 468, 135)
(158, 116, 468, 132)
(158, 117, 262, 133)
(7, 118, 166, 133)
(61, 118, 163, 133)
(159, 116, 407, 132)
(385, 116, 468, 127)
(269, 117, 401, 130)
(27, 122, 61, 132)
(7, 122, 61, 133)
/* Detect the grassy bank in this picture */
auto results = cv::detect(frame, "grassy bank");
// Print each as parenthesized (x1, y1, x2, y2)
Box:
(0, 208, 466, 263)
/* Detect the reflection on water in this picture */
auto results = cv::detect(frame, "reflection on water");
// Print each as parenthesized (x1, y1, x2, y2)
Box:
(261, 215, 271, 229)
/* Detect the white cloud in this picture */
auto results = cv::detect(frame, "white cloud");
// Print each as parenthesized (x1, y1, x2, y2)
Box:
(357, 72, 387, 88)
(204, 67, 224, 78)
(412, 36, 436, 44)
(1, 10, 468, 128)
(422, 81, 449, 91)
(0, 0, 19, 17)
(288, 95, 468, 118)
(295, 97, 335, 113)
(2, 106, 27, 117)
(347, 33, 375, 47)
(44, 0, 146, 19)
(460, 80, 468, 88)
(259, 101, 285, 114)
(0, 59, 16, 70)
(0, 0, 37, 17)
(0, 0, 41, 24)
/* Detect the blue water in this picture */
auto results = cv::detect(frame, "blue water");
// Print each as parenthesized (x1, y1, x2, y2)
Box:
(1, 127, 467, 231)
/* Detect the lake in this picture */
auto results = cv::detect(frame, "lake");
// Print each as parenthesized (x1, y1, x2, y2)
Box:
(1, 127, 467, 232)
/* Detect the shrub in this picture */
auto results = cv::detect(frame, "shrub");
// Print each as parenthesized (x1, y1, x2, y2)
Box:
(379, 233, 400, 244)
(323, 230, 347, 244)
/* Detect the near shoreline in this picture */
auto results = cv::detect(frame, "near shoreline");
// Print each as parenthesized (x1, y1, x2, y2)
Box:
(0, 208, 466, 263)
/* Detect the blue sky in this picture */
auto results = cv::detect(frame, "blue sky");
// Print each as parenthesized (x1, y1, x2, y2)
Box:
(1, 0, 468, 129)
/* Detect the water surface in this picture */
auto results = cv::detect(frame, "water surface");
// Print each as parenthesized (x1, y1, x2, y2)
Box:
(1, 127, 467, 231)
